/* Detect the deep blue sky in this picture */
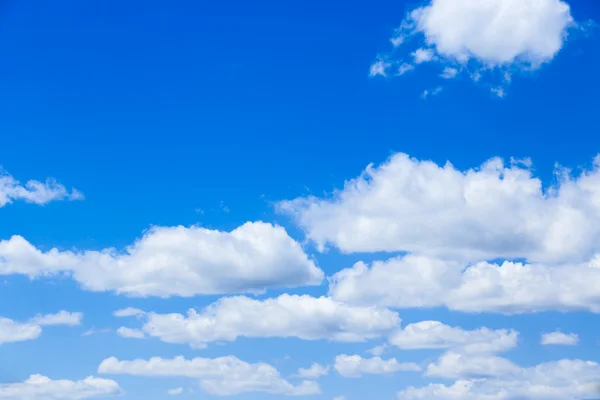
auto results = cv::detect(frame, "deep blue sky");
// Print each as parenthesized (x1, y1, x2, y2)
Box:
(1, 1, 599, 399)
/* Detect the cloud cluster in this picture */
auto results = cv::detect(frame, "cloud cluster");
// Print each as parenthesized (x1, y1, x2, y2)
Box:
(282, 154, 600, 313)
(0, 222, 324, 297)
(0, 168, 83, 207)
(114, 294, 400, 347)
(399, 358, 600, 400)
(0, 374, 121, 400)
(98, 356, 320, 396)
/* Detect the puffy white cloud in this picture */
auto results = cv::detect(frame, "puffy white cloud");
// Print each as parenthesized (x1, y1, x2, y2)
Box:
(280, 153, 600, 265)
(541, 331, 579, 345)
(167, 387, 183, 396)
(398, 359, 600, 400)
(0, 168, 83, 207)
(31, 311, 83, 326)
(98, 356, 320, 397)
(425, 352, 521, 379)
(329, 254, 600, 314)
(369, 58, 391, 77)
(0, 221, 324, 297)
(297, 363, 329, 379)
(389, 321, 517, 354)
(334, 355, 420, 378)
(0, 317, 41, 344)
(371, 0, 578, 90)
(0, 374, 121, 400)
(121, 295, 399, 348)
(116, 327, 145, 339)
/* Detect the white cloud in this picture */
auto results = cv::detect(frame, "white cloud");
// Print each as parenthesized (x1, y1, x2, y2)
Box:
(370, 0, 578, 92)
(280, 153, 600, 265)
(116, 327, 145, 339)
(0, 168, 83, 207)
(333, 397, 346, 400)
(440, 67, 458, 79)
(167, 387, 183, 396)
(425, 352, 521, 379)
(123, 295, 399, 348)
(329, 254, 600, 314)
(421, 86, 443, 99)
(1, 311, 82, 344)
(398, 359, 600, 400)
(412, 48, 435, 64)
(31, 311, 83, 326)
(491, 87, 506, 98)
(541, 331, 579, 346)
(389, 321, 517, 354)
(366, 344, 387, 356)
(0, 374, 121, 400)
(297, 363, 329, 379)
(397, 63, 415, 75)
(334, 355, 420, 378)
(0, 317, 41, 344)
(98, 356, 320, 397)
(0, 221, 324, 297)
(113, 308, 145, 317)
(369, 58, 391, 77)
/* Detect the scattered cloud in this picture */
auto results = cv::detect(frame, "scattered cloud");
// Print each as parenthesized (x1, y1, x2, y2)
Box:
(0, 168, 83, 207)
(0, 317, 41, 344)
(398, 359, 600, 400)
(491, 87, 506, 98)
(369, 58, 391, 77)
(118, 295, 399, 348)
(113, 308, 145, 318)
(412, 48, 435, 64)
(167, 387, 183, 396)
(541, 331, 579, 346)
(389, 321, 517, 354)
(297, 363, 330, 379)
(366, 344, 387, 356)
(98, 356, 320, 396)
(31, 311, 83, 326)
(0, 221, 324, 297)
(421, 86, 443, 99)
(0, 374, 121, 399)
(334, 355, 420, 378)
(440, 67, 458, 79)
(116, 327, 145, 339)
(425, 352, 521, 379)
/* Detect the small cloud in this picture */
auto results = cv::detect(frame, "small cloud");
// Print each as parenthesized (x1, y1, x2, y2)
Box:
(541, 331, 579, 346)
(113, 308, 145, 318)
(397, 63, 415, 76)
(116, 327, 146, 339)
(168, 387, 184, 396)
(491, 87, 506, 98)
(367, 344, 387, 356)
(82, 328, 111, 337)
(422, 86, 443, 99)
(369, 58, 391, 77)
(440, 67, 458, 79)
(31, 311, 83, 327)
(412, 48, 435, 64)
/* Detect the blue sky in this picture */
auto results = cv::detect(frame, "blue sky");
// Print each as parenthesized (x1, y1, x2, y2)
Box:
(1, 0, 600, 399)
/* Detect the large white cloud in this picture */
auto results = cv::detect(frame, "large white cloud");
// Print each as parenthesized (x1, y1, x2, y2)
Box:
(98, 356, 319, 397)
(115, 295, 400, 347)
(0, 168, 83, 207)
(0, 374, 121, 400)
(398, 359, 600, 400)
(280, 153, 600, 265)
(0, 222, 324, 297)
(329, 254, 600, 313)
(389, 321, 517, 354)
(0, 311, 83, 344)
(334, 355, 420, 378)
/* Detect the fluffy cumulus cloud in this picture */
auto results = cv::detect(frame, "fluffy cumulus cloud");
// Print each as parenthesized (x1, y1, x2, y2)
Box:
(369, 0, 578, 92)
(98, 356, 320, 397)
(0, 317, 41, 344)
(115, 295, 400, 348)
(334, 355, 420, 378)
(0, 374, 121, 400)
(0, 221, 324, 297)
(329, 255, 600, 314)
(0, 311, 82, 344)
(398, 359, 600, 400)
(389, 321, 517, 354)
(0, 168, 83, 207)
(297, 363, 330, 379)
(541, 331, 579, 345)
(282, 153, 600, 313)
